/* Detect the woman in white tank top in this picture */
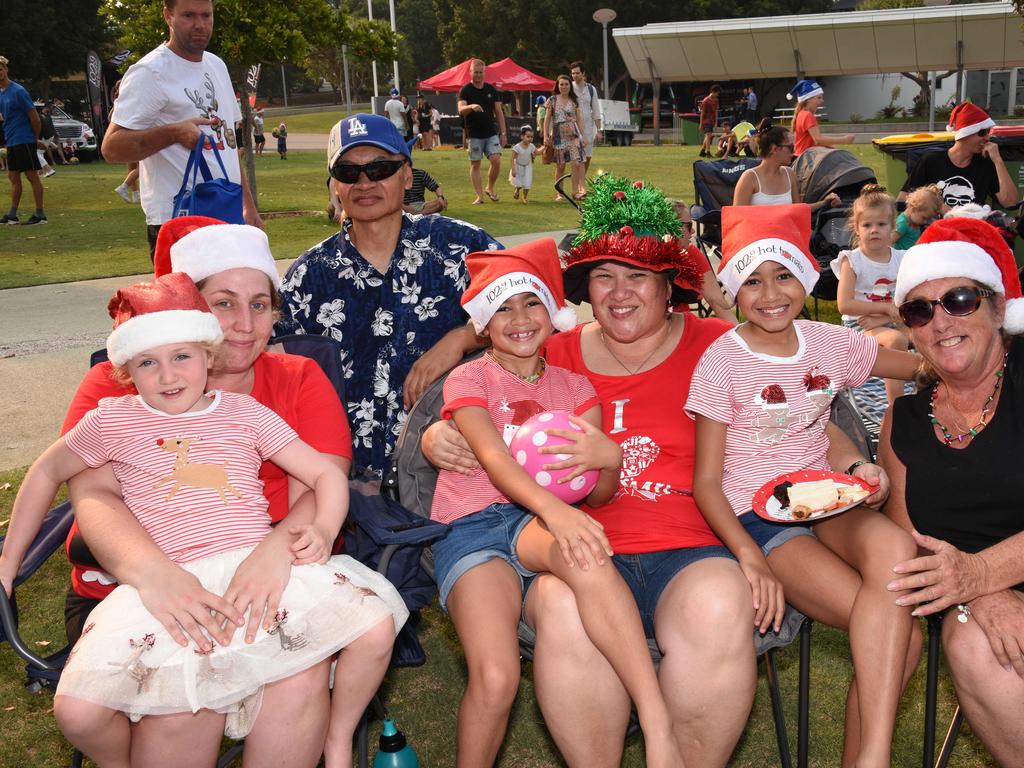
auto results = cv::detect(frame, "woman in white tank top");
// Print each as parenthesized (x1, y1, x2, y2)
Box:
(733, 124, 841, 211)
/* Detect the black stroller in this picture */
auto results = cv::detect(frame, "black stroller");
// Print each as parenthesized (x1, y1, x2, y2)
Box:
(792, 147, 877, 314)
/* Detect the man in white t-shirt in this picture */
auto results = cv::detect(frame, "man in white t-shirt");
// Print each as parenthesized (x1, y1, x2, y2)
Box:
(570, 61, 602, 170)
(101, 0, 261, 259)
(384, 88, 406, 132)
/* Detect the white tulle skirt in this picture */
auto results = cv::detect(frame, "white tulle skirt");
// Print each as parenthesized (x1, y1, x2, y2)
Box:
(55, 547, 408, 738)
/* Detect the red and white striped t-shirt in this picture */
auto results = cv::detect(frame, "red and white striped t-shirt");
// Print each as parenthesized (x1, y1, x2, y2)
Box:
(431, 354, 599, 524)
(686, 320, 877, 515)
(63, 391, 298, 563)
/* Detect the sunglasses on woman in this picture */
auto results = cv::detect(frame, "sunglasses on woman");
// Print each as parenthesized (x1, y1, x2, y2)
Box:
(897, 285, 995, 328)
(330, 158, 407, 184)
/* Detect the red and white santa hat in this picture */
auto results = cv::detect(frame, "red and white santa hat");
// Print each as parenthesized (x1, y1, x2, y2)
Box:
(461, 238, 577, 334)
(153, 216, 279, 288)
(719, 204, 818, 300)
(895, 217, 1024, 334)
(106, 272, 223, 366)
(946, 103, 995, 141)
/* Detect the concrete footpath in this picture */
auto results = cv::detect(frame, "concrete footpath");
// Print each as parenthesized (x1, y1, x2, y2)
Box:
(0, 228, 572, 472)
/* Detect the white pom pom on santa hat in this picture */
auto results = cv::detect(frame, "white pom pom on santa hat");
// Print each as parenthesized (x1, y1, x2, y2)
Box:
(895, 218, 1024, 335)
(461, 238, 577, 334)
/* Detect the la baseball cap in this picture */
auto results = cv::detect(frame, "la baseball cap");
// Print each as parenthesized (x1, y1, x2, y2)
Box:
(327, 113, 411, 170)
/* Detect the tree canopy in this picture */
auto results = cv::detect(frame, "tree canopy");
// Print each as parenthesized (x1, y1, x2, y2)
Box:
(100, 0, 335, 77)
(303, 3, 401, 101)
(0, 0, 113, 89)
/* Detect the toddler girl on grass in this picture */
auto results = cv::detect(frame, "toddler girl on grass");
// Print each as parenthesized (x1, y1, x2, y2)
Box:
(832, 184, 911, 404)
(1, 273, 406, 768)
(430, 239, 683, 768)
(688, 203, 919, 768)
(509, 125, 536, 202)
(894, 184, 942, 250)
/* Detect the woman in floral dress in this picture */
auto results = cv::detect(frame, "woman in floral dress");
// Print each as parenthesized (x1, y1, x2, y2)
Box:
(543, 75, 586, 201)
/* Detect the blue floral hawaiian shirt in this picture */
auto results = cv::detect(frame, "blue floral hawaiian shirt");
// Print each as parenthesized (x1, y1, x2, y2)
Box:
(276, 213, 502, 476)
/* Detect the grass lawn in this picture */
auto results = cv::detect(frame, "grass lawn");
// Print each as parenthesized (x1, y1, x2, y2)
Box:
(272, 107, 369, 135)
(0, 142, 893, 290)
(0, 129, 998, 765)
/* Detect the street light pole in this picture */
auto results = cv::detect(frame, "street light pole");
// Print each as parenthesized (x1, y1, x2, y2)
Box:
(593, 8, 617, 99)
(389, 0, 399, 91)
(368, 0, 379, 98)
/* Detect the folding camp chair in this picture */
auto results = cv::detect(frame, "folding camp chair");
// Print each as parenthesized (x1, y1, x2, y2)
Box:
(922, 614, 963, 768)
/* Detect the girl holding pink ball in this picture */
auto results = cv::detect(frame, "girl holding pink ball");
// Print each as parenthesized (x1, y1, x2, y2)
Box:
(429, 239, 685, 768)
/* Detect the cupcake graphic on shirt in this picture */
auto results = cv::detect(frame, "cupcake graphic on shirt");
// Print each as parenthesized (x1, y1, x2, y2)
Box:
(803, 366, 833, 412)
(752, 384, 791, 444)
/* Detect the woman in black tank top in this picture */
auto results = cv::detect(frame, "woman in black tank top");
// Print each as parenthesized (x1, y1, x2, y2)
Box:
(879, 217, 1024, 764)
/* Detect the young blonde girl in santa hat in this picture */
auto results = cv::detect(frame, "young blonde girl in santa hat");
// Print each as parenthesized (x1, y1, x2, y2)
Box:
(687, 203, 921, 767)
(831, 184, 912, 405)
(1, 273, 407, 768)
(431, 238, 684, 768)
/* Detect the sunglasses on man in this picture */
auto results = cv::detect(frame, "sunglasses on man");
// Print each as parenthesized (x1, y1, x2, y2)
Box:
(329, 158, 407, 184)
(898, 285, 994, 328)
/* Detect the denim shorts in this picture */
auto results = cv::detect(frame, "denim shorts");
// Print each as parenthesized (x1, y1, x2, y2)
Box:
(738, 511, 815, 558)
(431, 502, 536, 611)
(468, 135, 502, 161)
(612, 545, 734, 638)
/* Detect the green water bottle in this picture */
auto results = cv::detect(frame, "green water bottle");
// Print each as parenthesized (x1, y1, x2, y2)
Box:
(373, 718, 419, 768)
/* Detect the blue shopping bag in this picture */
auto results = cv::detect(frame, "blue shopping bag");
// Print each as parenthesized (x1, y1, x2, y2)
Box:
(172, 133, 244, 223)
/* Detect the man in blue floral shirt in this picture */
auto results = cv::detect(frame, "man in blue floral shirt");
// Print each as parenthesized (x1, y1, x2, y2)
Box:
(276, 114, 501, 476)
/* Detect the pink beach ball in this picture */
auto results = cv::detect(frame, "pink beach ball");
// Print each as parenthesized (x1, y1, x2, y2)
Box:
(509, 410, 599, 504)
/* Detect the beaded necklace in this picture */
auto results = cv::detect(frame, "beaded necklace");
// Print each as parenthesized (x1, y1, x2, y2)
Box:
(929, 352, 1008, 446)
(521, 359, 546, 384)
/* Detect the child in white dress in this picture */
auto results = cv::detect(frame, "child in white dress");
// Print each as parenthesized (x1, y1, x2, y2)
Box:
(4, 273, 407, 767)
(509, 125, 536, 202)
(831, 184, 911, 404)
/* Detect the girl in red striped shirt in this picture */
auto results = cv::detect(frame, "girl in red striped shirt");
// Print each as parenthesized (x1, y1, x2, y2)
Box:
(432, 239, 684, 768)
(688, 204, 920, 767)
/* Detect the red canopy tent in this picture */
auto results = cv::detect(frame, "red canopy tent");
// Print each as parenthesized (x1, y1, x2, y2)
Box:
(485, 59, 555, 91)
(417, 58, 554, 93)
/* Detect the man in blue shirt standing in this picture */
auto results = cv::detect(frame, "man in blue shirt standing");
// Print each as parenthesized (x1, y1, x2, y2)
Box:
(276, 114, 502, 477)
(745, 87, 758, 123)
(0, 56, 47, 225)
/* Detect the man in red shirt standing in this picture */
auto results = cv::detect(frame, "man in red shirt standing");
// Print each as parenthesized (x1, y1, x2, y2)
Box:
(699, 85, 720, 158)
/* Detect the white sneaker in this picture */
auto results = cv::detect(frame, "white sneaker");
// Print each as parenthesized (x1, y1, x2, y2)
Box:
(114, 184, 133, 203)
(43, 167, 56, 178)
(131, 190, 140, 204)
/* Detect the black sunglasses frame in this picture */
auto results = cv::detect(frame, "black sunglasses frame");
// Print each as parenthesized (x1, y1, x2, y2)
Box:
(898, 285, 995, 328)
(329, 158, 407, 184)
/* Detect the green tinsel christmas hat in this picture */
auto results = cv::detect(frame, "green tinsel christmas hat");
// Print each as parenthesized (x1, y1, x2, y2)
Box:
(563, 172, 704, 305)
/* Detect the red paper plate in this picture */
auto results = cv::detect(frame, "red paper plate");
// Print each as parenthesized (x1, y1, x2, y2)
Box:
(752, 470, 876, 524)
